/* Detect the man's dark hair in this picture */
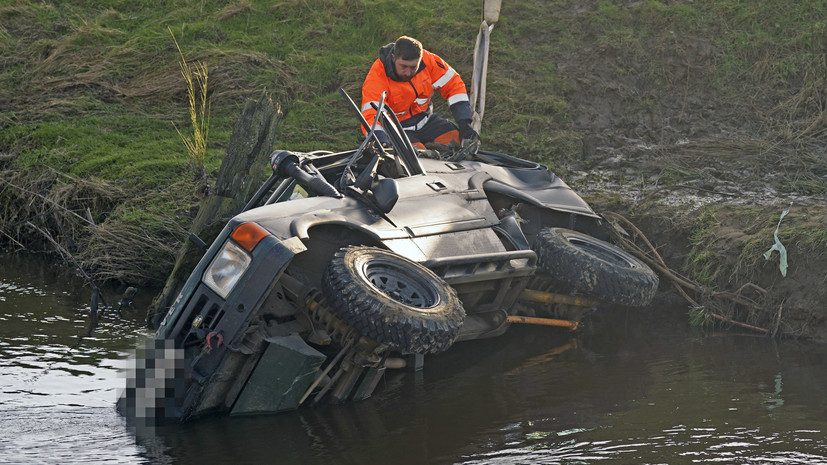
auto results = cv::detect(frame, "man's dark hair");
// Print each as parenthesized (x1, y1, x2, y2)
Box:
(393, 36, 423, 60)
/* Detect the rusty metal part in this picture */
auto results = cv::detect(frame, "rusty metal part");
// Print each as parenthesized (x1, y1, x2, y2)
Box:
(519, 288, 598, 307)
(506, 315, 579, 331)
(304, 290, 357, 346)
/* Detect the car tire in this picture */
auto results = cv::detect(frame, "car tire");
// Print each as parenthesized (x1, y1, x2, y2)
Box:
(322, 246, 465, 354)
(532, 227, 659, 307)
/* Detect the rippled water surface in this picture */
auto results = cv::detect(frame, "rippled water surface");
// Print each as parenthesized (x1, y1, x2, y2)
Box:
(2, 252, 826, 464)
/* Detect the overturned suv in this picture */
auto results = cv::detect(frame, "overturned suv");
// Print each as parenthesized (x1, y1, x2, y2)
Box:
(136, 90, 658, 422)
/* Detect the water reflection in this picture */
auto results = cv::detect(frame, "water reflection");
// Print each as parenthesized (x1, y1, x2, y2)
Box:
(2, 252, 826, 465)
(0, 253, 152, 464)
(454, 332, 827, 465)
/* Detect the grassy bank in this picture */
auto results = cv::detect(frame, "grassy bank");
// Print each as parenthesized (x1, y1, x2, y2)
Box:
(1, 0, 825, 317)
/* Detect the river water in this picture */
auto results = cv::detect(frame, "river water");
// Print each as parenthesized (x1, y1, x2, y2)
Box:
(2, 252, 826, 465)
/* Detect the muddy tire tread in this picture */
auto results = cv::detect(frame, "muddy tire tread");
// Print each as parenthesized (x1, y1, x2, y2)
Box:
(533, 227, 659, 307)
(322, 246, 465, 354)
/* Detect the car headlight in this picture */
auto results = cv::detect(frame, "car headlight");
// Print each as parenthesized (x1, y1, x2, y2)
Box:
(203, 240, 251, 299)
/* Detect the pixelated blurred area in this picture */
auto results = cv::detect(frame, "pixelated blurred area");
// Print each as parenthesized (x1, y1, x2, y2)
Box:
(117, 338, 186, 427)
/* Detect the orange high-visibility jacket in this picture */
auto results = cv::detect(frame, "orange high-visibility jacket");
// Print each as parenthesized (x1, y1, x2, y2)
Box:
(361, 43, 471, 138)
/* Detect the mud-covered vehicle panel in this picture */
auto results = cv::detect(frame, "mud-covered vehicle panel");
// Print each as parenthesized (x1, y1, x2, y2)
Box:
(121, 90, 658, 423)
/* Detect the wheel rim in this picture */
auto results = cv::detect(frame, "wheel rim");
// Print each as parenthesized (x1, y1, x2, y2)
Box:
(567, 235, 636, 268)
(361, 258, 440, 309)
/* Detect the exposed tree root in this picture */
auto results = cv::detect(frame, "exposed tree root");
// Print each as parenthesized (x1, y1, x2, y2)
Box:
(602, 211, 776, 336)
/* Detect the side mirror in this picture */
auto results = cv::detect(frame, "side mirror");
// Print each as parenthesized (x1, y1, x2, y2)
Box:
(372, 178, 399, 213)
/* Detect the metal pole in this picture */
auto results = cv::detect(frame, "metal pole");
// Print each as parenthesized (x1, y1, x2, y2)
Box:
(470, 0, 502, 134)
(506, 315, 580, 331)
(519, 288, 599, 307)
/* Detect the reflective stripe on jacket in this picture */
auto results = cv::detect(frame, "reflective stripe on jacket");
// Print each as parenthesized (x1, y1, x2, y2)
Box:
(361, 44, 469, 136)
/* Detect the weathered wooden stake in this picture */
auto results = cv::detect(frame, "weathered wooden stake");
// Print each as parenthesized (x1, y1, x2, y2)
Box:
(147, 92, 282, 325)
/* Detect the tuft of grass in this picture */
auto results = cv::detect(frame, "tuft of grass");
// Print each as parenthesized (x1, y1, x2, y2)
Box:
(169, 27, 210, 179)
(685, 208, 723, 287)
(688, 306, 712, 328)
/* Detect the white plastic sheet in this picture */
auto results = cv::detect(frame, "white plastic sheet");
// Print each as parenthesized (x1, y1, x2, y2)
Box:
(763, 203, 792, 277)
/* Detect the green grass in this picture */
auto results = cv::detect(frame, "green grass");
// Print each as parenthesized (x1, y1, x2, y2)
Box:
(5, 0, 824, 177)
(10, 115, 190, 185)
(685, 207, 723, 287)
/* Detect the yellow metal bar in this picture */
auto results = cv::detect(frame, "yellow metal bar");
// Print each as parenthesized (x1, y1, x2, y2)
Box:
(519, 289, 598, 307)
(506, 315, 579, 331)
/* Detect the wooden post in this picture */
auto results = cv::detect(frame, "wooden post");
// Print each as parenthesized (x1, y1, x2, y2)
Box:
(147, 92, 282, 325)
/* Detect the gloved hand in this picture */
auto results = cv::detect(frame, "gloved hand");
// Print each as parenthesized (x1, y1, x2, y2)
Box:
(457, 119, 479, 146)
(374, 130, 390, 147)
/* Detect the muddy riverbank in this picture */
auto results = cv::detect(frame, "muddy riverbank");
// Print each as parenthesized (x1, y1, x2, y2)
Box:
(568, 147, 827, 343)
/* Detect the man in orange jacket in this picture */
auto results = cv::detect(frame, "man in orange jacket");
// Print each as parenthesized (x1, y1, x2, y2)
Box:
(361, 36, 479, 150)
